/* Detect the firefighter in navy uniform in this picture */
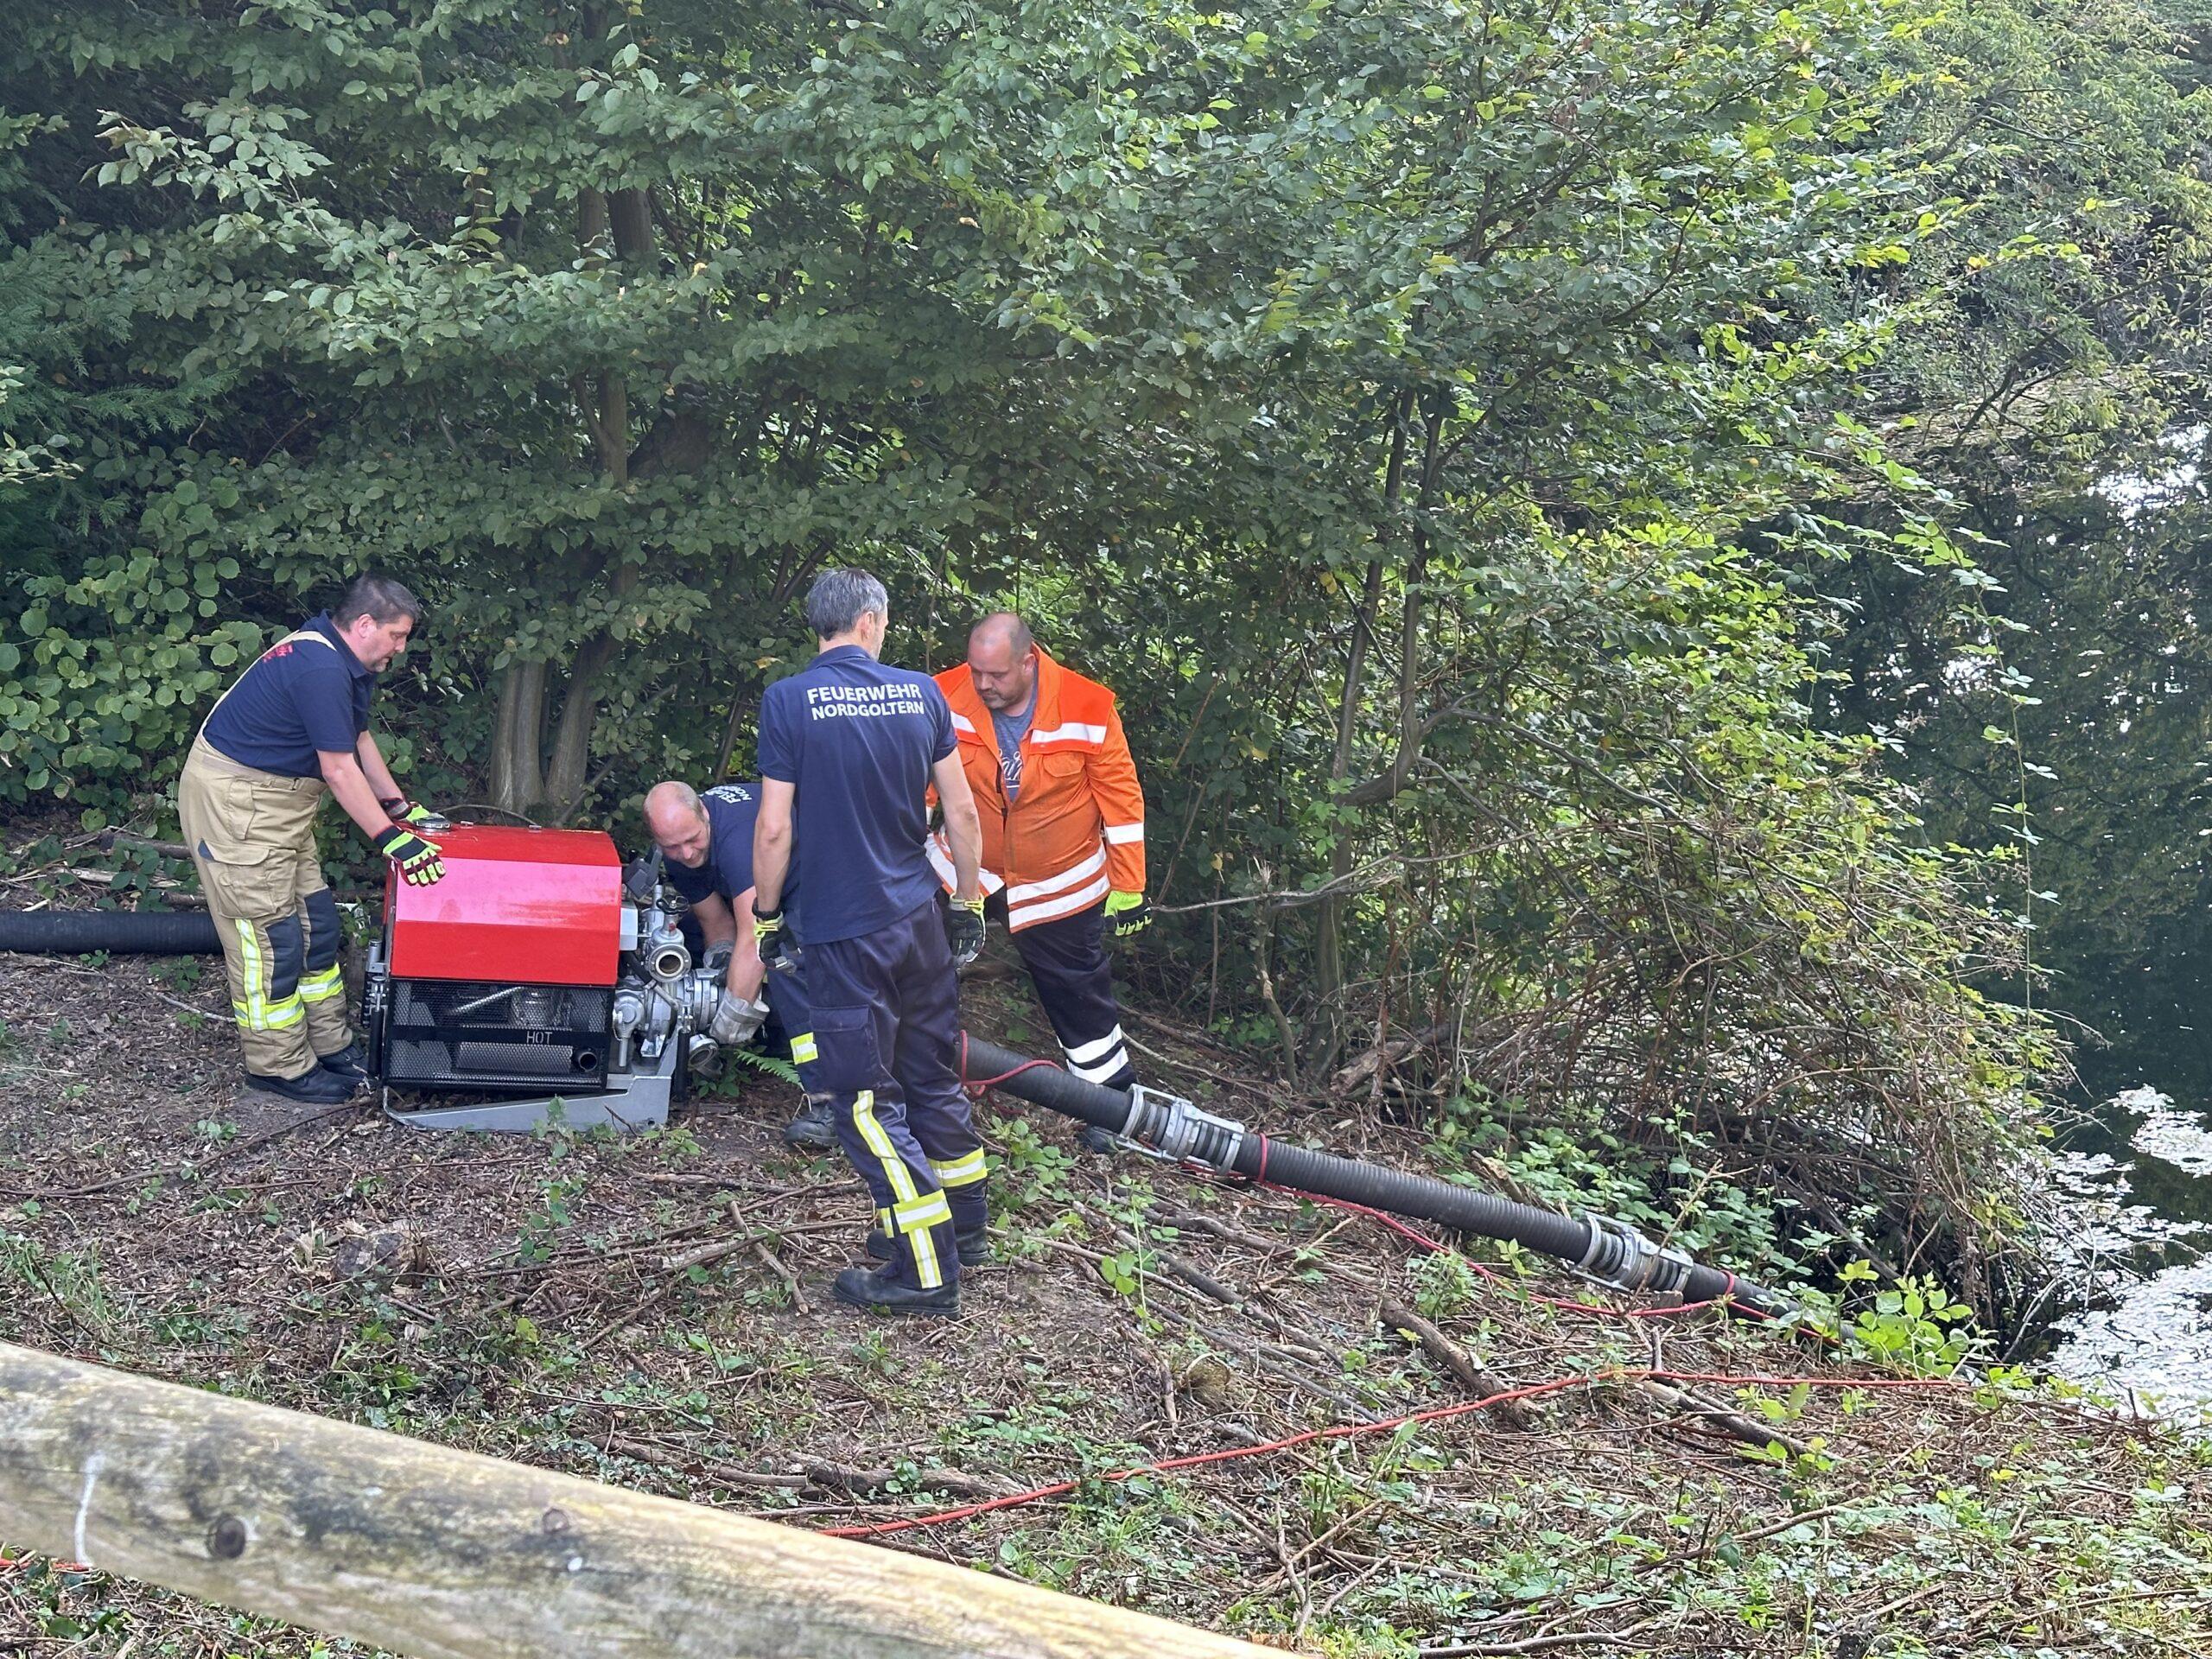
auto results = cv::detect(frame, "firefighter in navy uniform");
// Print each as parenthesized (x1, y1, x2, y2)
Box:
(751, 569, 989, 1317)
(176, 575, 445, 1104)
(640, 779, 836, 1149)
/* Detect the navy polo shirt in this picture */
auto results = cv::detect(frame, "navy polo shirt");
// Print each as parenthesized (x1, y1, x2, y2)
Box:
(756, 645, 954, 944)
(200, 612, 373, 779)
(664, 780, 810, 1028)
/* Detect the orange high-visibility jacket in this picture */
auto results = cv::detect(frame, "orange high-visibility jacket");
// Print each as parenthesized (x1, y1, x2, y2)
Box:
(927, 649, 1146, 932)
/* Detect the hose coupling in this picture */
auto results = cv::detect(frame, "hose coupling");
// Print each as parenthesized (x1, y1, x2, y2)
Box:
(1574, 1213, 1696, 1296)
(1119, 1085, 1247, 1170)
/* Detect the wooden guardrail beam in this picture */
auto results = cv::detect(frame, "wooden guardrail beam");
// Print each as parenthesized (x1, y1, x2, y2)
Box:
(0, 1341, 1268, 1659)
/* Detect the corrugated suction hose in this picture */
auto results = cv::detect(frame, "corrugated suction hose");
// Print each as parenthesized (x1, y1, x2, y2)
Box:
(0, 908, 221, 955)
(961, 1034, 1783, 1318)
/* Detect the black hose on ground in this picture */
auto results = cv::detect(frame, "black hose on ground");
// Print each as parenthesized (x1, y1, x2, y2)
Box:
(0, 908, 221, 955)
(961, 1034, 1785, 1318)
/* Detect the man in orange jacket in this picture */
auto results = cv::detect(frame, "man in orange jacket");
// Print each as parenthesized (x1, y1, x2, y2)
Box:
(931, 613, 1147, 1115)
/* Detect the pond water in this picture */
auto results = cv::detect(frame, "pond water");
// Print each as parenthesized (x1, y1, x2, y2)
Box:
(2043, 1034, 2212, 1421)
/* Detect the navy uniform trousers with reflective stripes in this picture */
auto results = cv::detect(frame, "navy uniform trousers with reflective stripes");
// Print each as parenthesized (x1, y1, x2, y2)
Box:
(804, 897, 984, 1291)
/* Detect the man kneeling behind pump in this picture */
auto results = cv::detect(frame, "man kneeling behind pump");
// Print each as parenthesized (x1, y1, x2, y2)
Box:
(640, 779, 836, 1149)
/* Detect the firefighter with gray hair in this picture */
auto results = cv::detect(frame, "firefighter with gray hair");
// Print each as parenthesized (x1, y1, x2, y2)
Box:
(752, 567, 989, 1316)
(177, 574, 444, 1104)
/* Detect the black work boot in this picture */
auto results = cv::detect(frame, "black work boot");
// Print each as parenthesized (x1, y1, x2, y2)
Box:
(245, 1065, 357, 1105)
(1077, 1123, 1122, 1154)
(867, 1225, 989, 1268)
(317, 1042, 369, 1084)
(832, 1262, 960, 1318)
(782, 1094, 837, 1151)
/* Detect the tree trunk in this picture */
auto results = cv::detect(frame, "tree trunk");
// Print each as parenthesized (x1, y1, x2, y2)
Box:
(490, 659, 546, 817)
(544, 636, 619, 821)
(537, 149, 650, 822)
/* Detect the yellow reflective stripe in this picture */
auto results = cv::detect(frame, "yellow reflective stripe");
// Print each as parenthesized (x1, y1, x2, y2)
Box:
(851, 1094, 945, 1286)
(264, 995, 305, 1029)
(299, 965, 344, 1003)
(790, 1032, 818, 1064)
(929, 1149, 988, 1188)
(892, 1192, 952, 1232)
(910, 1232, 944, 1288)
(897, 1195, 949, 1289)
(850, 1093, 918, 1203)
(233, 919, 270, 1029)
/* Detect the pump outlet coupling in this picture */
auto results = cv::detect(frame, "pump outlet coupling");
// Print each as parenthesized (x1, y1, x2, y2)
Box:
(1117, 1085, 1248, 1170)
(1573, 1213, 1699, 1297)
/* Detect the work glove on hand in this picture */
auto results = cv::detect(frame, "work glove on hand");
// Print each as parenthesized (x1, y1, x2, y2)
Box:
(947, 895, 987, 969)
(1104, 890, 1150, 939)
(702, 939, 734, 975)
(378, 797, 448, 834)
(375, 824, 445, 887)
(754, 905, 802, 975)
(708, 989, 770, 1047)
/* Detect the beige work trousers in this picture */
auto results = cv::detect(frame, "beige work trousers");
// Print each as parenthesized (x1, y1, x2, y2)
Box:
(175, 740, 353, 1079)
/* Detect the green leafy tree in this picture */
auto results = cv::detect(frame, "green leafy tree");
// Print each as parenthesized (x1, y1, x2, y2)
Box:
(0, 0, 1135, 817)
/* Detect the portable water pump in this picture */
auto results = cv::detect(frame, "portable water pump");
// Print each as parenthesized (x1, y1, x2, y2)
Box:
(363, 825, 721, 1132)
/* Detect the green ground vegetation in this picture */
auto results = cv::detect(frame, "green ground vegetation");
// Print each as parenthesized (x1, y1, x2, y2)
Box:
(0, 955, 2206, 1657)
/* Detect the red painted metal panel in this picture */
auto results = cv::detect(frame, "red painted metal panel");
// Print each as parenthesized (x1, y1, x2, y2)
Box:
(386, 826, 624, 987)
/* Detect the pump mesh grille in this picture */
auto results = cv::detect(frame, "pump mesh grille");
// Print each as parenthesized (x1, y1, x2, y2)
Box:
(378, 979, 613, 1095)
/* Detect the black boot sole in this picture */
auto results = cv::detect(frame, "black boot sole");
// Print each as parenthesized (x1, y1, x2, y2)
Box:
(242, 1071, 357, 1105)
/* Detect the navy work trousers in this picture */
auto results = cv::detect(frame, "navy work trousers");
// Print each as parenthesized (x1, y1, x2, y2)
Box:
(761, 966, 823, 1094)
(804, 897, 984, 1290)
(1006, 899, 1137, 1090)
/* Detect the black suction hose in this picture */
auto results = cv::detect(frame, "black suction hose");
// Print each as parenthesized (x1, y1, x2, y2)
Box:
(0, 908, 221, 955)
(962, 1034, 1784, 1318)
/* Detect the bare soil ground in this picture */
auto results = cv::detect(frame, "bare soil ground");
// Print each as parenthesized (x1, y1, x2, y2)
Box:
(1, 923, 2209, 1656)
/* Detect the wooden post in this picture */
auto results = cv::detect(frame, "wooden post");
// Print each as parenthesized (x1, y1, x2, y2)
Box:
(0, 1342, 1268, 1659)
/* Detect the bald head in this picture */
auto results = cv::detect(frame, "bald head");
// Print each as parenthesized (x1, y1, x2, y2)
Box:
(643, 780, 713, 868)
(967, 613, 1038, 713)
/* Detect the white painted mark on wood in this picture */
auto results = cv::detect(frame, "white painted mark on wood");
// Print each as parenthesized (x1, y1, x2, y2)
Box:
(73, 1452, 104, 1567)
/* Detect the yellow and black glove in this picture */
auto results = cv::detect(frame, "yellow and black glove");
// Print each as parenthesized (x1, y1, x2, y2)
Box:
(947, 894, 987, 968)
(1104, 890, 1149, 939)
(754, 905, 801, 975)
(374, 824, 445, 887)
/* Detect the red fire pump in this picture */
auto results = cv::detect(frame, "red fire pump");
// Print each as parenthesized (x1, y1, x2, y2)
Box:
(364, 826, 723, 1132)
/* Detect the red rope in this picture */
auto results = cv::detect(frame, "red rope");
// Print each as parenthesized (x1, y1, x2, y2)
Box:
(819, 1059, 1953, 1544)
(957, 1032, 1062, 1096)
(817, 1366, 1962, 1540)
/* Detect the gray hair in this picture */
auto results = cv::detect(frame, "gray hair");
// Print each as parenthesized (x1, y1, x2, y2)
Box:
(804, 568, 888, 639)
(334, 573, 425, 627)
